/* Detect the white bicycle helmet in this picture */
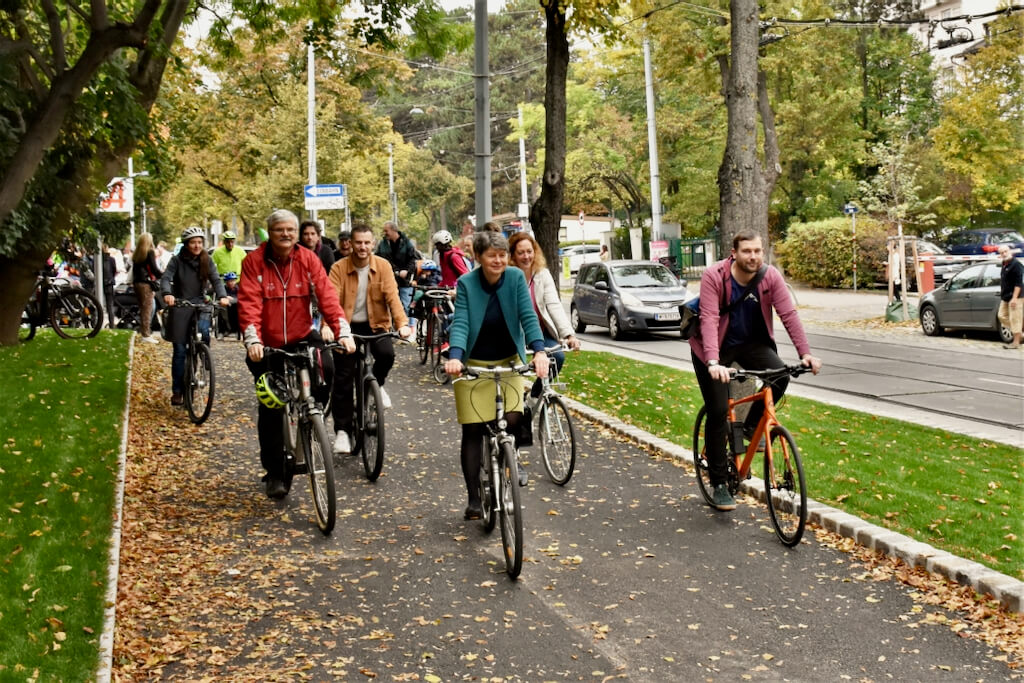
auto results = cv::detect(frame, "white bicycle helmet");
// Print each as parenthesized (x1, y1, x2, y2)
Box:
(432, 229, 453, 246)
(181, 226, 205, 243)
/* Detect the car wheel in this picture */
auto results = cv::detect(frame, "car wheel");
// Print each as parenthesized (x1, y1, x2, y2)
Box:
(998, 318, 1013, 345)
(571, 304, 586, 334)
(920, 305, 942, 336)
(608, 310, 623, 340)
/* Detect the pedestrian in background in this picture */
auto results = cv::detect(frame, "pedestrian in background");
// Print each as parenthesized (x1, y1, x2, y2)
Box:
(131, 233, 162, 343)
(375, 221, 418, 315)
(299, 220, 335, 275)
(997, 245, 1022, 350)
(336, 230, 352, 260)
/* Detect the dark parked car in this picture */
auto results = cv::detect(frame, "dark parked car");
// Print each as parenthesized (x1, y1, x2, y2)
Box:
(570, 260, 693, 339)
(918, 261, 1015, 344)
(944, 228, 1024, 256)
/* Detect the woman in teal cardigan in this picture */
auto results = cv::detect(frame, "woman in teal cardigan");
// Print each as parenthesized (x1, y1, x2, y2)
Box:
(444, 230, 550, 520)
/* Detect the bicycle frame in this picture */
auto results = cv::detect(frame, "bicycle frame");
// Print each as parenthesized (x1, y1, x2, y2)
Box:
(726, 382, 780, 480)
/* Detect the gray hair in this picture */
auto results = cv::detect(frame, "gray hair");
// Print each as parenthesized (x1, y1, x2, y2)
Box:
(266, 209, 299, 231)
(472, 230, 508, 259)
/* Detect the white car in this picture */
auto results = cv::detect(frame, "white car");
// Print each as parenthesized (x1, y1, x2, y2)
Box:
(561, 245, 603, 274)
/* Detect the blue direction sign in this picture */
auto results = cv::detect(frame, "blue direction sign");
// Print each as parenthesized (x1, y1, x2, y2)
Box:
(304, 184, 347, 210)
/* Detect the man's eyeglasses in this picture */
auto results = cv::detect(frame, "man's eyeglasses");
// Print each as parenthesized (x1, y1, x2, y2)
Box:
(269, 227, 297, 235)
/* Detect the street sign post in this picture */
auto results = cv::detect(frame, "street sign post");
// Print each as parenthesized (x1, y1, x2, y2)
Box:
(843, 203, 859, 292)
(304, 184, 347, 211)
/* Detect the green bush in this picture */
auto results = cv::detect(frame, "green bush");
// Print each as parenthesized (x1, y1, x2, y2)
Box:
(777, 217, 888, 288)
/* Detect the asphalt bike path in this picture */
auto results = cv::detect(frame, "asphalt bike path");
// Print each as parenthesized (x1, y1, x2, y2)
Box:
(112, 340, 1017, 680)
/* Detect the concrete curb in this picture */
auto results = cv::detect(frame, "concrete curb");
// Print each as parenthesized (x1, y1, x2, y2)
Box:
(96, 333, 134, 683)
(562, 396, 1024, 613)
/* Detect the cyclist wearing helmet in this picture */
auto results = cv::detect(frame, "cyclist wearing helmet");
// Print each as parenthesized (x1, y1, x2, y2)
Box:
(238, 209, 355, 499)
(161, 227, 232, 406)
(211, 230, 246, 283)
(433, 229, 470, 287)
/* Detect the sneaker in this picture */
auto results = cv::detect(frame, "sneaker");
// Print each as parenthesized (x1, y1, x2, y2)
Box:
(1003, 343, 1020, 350)
(171, 392, 184, 406)
(333, 431, 351, 454)
(711, 484, 737, 511)
(141, 335, 159, 344)
(379, 387, 392, 409)
(266, 478, 288, 500)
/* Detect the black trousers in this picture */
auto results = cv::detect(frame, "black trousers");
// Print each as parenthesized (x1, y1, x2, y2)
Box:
(245, 331, 333, 482)
(331, 321, 395, 435)
(692, 342, 788, 486)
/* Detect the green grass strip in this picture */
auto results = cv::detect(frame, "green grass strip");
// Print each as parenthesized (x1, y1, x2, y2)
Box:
(0, 329, 131, 680)
(563, 351, 1022, 580)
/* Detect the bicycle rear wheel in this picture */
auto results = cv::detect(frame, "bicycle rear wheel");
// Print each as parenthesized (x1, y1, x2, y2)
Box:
(763, 425, 806, 547)
(50, 290, 102, 339)
(303, 414, 336, 534)
(538, 394, 577, 485)
(360, 378, 386, 481)
(19, 308, 36, 342)
(418, 315, 431, 364)
(497, 441, 523, 579)
(692, 406, 717, 507)
(185, 344, 215, 424)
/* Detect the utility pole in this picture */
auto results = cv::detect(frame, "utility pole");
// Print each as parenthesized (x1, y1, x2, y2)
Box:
(473, 0, 492, 227)
(307, 39, 318, 224)
(643, 35, 663, 242)
(517, 105, 530, 232)
(388, 143, 398, 225)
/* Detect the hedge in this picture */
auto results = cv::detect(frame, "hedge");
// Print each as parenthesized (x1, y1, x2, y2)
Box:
(777, 217, 888, 288)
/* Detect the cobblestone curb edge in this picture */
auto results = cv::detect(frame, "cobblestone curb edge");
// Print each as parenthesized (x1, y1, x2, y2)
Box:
(563, 396, 1024, 613)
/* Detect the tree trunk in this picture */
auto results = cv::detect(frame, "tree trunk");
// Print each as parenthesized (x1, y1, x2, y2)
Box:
(716, 0, 781, 255)
(531, 0, 569, 289)
(0, 247, 54, 345)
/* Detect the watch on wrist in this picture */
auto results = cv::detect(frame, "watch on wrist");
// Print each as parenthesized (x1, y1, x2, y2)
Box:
(707, 360, 719, 368)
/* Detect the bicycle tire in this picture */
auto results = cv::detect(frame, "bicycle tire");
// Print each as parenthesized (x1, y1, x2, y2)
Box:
(419, 315, 431, 364)
(19, 308, 37, 342)
(538, 394, 577, 485)
(303, 414, 336, 534)
(692, 405, 717, 507)
(497, 440, 524, 579)
(50, 290, 102, 339)
(763, 424, 807, 547)
(360, 378, 386, 481)
(186, 344, 215, 425)
(480, 437, 497, 533)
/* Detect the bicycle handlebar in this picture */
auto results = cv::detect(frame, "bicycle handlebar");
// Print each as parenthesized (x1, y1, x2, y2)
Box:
(457, 363, 535, 382)
(171, 300, 224, 311)
(729, 364, 810, 381)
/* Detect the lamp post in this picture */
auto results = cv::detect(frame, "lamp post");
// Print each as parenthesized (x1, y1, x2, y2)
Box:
(843, 202, 858, 292)
(388, 143, 398, 225)
(127, 157, 149, 250)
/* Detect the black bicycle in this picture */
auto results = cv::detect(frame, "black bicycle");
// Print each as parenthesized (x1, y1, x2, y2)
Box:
(20, 270, 103, 341)
(347, 331, 406, 481)
(415, 287, 453, 384)
(264, 342, 337, 534)
(170, 301, 219, 425)
(455, 361, 536, 579)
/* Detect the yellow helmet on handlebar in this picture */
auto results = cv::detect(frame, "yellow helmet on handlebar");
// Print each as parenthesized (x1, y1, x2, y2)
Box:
(255, 372, 287, 409)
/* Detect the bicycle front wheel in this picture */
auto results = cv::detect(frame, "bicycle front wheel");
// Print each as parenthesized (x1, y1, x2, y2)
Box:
(185, 344, 215, 425)
(303, 414, 336, 534)
(538, 395, 577, 485)
(418, 315, 431, 364)
(763, 425, 807, 547)
(692, 405, 717, 507)
(497, 441, 523, 579)
(50, 290, 102, 339)
(360, 379, 386, 481)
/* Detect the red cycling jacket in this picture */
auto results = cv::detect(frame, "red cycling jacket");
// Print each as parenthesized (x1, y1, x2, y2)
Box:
(238, 242, 349, 348)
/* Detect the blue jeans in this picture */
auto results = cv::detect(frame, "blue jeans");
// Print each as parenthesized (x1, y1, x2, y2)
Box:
(398, 286, 413, 316)
(172, 315, 210, 395)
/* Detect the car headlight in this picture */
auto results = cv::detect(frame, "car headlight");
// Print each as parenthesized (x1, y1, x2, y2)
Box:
(619, 291, 642, 307)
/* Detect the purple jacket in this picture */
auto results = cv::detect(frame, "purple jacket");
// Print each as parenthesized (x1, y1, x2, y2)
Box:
(689, 258, 811, 364)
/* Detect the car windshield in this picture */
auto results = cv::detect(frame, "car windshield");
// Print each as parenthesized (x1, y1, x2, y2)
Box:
(611, 264, 677, 287)
(992, 230, 1024, 244)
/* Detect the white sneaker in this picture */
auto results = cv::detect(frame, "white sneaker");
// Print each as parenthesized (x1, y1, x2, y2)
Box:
(379, 387, 392, 409)
(333, 431, 351, 454)
(141, 335, 159, 344)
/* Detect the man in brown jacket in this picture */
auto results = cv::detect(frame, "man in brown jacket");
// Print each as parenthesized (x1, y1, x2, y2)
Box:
(328, 221, 413, 453)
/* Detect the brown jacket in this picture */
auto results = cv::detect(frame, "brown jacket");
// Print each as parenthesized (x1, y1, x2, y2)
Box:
(328, 255, 409, 332)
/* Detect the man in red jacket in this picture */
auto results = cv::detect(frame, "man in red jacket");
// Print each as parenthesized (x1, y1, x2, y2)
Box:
(689, 231, 822, 511)
(239, 209, 356, 499)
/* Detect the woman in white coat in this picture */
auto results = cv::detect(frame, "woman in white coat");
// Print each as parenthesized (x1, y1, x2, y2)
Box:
(508, 231, 581, 397)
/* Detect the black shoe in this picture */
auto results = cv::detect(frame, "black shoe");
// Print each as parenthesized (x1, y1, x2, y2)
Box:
(464, 503, 482, 520)
(171, 392, 183, 406)
(518, 464, 529, 487)
(266, 478, 288, 500)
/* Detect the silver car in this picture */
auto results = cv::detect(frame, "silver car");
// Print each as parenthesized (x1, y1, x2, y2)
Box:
(918, 260, 1014, 344)
(570, 260, 693, 340)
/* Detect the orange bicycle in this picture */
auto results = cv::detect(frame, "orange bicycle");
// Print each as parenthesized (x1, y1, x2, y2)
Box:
(693, 365, 810, 546)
